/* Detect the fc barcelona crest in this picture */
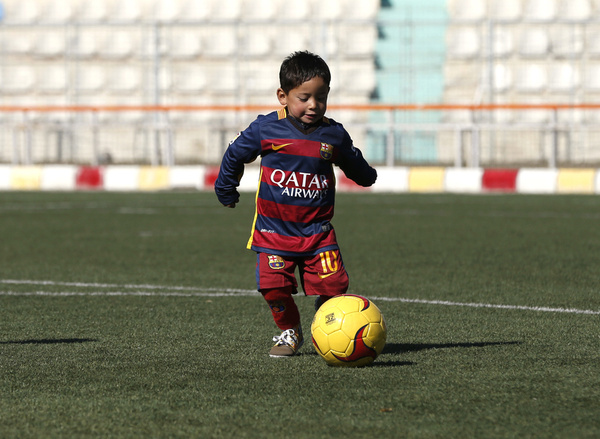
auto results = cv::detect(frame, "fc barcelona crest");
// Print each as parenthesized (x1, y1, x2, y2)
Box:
(268, 255, 285, 270)
(320, 143, 333, 160)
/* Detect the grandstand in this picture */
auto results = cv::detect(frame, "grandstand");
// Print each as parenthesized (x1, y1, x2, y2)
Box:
(0, 0, 600, 179)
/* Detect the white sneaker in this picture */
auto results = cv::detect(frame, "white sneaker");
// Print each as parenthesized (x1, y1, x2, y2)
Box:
(269, 328, 304, 357)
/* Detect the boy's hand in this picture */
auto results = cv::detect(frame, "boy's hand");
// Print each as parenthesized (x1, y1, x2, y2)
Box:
(225, 203, 237, 208)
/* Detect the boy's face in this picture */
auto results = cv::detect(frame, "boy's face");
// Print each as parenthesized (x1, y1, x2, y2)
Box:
(277, 76, 329, 126)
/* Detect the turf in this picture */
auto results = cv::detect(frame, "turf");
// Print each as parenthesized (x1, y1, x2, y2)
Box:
(1, 191, 599, 438)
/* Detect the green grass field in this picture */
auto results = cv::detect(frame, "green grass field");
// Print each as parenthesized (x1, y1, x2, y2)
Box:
(1, 191, 599, 438)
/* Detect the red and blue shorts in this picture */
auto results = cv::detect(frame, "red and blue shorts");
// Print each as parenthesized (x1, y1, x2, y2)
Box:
(256, 249, 349, 296)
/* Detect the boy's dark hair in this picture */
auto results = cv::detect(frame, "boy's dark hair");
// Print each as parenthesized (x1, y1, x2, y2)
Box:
(279, 51, 331, 93)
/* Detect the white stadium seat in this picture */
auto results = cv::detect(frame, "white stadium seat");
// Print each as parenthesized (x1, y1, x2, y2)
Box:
(514, 64, 547, 93)
(210, 0, 241, 21)
(523, 0, 557, 21)
(106, 66, 142, 95)
(73, 29, 104, 59)
(492, 27, 515, 58)
(340, 25, 378, 59)
(557, 0, 592, 21)
(493, 64, 513, 94)
(343, 0, 380, 20)
(446, 27, 481, 59)
(101, 30, 137, 59)
(202, 27, 237, 57)
(2, 0, 40, 24)
(518, 27, 550, 58)
(153, 0, 183, 22)
(167, 30, 203, 59)
(551, 26, 584, 58)
(449, 0, 486, 22)
(39, 0, 75, 24)
(489, 0, 522, 22)
(241, 0, 281, 21)
(0, 66, 36, 94)
(172, 66, 208, 94)
(547, 64, 580, 93)
(33, 30, 67, 58)
(37, 65, 68, 94)
(76, 0, 108, 22)
(582, 65, 600, 91)
(75, 65, 106, 94)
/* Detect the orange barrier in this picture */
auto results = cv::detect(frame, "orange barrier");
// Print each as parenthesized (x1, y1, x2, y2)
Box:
(1, 103, 600, 112)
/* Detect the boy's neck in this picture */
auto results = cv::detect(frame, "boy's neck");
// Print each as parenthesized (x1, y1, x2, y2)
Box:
(286, 112, 322, 135)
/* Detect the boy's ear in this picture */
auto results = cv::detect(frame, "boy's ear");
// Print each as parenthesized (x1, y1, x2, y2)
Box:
(276, 88, 287, 106)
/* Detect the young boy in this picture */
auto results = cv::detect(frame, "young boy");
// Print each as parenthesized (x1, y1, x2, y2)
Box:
(215, 51, 377, 357)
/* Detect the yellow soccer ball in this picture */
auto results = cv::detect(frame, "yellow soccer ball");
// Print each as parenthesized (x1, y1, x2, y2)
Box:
(311, 294, 387, 367)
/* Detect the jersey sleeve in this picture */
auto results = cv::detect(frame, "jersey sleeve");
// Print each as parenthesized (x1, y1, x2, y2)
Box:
(214, 120, 262, 206)
(335, 130, 377, 187)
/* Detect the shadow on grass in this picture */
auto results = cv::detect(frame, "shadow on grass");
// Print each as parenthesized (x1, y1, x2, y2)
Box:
(383, 341, 522, 355)
(371, 341, 522, 368)
(0, 338, 98, 345)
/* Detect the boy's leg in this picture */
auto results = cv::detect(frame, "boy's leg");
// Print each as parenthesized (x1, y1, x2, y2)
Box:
(300, 249, 349, 309)
(256, 253, 303, 356)
(260, 286, 300, 331)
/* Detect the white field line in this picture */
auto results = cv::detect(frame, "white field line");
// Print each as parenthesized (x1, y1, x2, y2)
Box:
(1, 279, 599, 315)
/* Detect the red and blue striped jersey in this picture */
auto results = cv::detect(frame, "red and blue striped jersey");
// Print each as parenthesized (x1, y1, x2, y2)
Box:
(215, 108, 377, 257)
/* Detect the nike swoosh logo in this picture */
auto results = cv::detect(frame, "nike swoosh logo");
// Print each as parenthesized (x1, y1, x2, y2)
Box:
(318, 272, 337, 279)
(271, 143, 293, 151)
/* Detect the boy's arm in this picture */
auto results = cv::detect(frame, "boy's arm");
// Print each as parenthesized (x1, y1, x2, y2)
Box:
(214, 124, 261, 207)
(336, 134, 377, 187)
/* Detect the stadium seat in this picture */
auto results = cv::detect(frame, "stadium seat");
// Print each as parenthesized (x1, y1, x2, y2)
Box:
(523, 0, 557, 21)
(446, 27, 481, 59)
(106, 66, 142, 95)
(210, 0, 241, 21)
(37, 65, 68, 94)
(493, 64, 513, 94)
(76, 0, 108, 22)
(489, 0, 522, 22)
(202, 26, 237, 58)
(492, 27, 515, 58)
(582, 64, 600, 91)
(585, 30, 600, 57)
(75, 65, 106, 94)
(210, 64, 238, 94)
(547, 63, 580, 93)
(319, 0, 344, 20)
(449, 0, 486, 22)
(243, 62, 279, 94)
(514, 64, 547, 93)
(339, 63, 376, 94)
(2, 30, 35, 55)
(273, 27, 310, 56)
(0, 66, 36, 95)
(33, 30, 67, 58)
(557, 0, 592, 21)
(551, 26, 584, 58)
(343, 0, 380, 21)
(39, 0, 74, 24)
(2, 0, 40, 24)
(167, 30, 203, 59)
(178, 0, 211, 21)
(518, 27, 550, 58)
(110, 1, 144, 22)
(284, 1, 312, 20)
(153, 0, 183, 22)
(339, 24, 378, 59)
(241, 0, 281, 21)
(171, 66, 208, 94)
(73, 29, 103, 59)
(239, 28, 273, 57)
(101, 30, 137, 59)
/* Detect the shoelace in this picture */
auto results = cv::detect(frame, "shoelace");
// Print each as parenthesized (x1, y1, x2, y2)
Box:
(272, 329, 297, 346)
